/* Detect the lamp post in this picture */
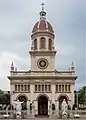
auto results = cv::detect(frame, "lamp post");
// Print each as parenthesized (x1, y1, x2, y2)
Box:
(77, 91, 78, 110)
(74, 90, 78, 110)
(10, 91, 14, 115)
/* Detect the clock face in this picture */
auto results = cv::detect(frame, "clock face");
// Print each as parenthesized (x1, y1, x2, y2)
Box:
(37, 58, 48, 69)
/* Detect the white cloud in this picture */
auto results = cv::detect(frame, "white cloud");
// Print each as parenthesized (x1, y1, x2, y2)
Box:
(56, 43, 75, 56)
(0, 51, 30, 90)
(0, 0, 85, 91)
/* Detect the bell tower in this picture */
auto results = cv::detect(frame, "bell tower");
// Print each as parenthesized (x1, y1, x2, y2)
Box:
(29, 4, 56, 71)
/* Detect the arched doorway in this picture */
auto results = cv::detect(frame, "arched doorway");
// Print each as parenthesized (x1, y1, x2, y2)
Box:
(58, 95, 68, 110)
(38, 95, 48, 115)
(17, 95, 27, 110)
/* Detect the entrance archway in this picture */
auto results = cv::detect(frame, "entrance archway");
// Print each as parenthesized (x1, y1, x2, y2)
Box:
(17, 95, 27, 110)
(38, 95, 48, 115)
(58, 95, 68, 110)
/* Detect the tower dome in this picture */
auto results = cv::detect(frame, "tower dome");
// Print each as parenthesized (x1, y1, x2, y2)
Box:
(32, 3, 54, 34)
(30, 3, 55, 51)
(32, 20, 54, 33)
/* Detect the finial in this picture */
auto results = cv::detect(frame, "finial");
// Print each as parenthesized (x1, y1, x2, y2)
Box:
(15, 67, 17, 71)
(41, 3, 44, 11)
(72, 61, 74, 66)
(40, 3, 46, 19)
(11, 61, 14, 71)
(71, 61, 75, 71)
(11, 61, 13, 67)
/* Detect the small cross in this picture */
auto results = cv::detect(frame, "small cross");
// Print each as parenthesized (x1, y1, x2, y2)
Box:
(41, 3, 44, 11)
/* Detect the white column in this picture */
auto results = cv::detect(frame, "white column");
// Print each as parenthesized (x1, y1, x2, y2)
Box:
(49, 101, 52, 116)
(56, 101, 59, 112)
(27, 101, 30, 115)
(48, 101, 50, 115)
(55, 100, 60, 118)
(30, 84, 34, 101)
(34, 100, 38, 115)
(30, 84, 35, 116)
(46, 37, 49, 50)
(51, 84, 55, 103)
(10, 84, 14, 103)
(71, 84, 74, 105)
(38, 37, 40, 51)
(23, 85, 24, 92)
(52, 39, 54, 50)
(51, 56, 55, 70)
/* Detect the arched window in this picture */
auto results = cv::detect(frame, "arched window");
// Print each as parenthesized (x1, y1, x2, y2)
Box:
(48, 39, 52, 50)
(40, 37, 45, 49)
(34, 39, 37, 50)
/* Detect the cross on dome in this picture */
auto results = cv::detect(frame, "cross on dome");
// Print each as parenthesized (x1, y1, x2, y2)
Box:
(40, 3, 46, 19)
(41, 3, 44, 11)
(32, 3, 54, 33)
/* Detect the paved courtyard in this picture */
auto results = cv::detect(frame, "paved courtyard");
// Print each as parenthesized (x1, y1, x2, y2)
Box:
(0, 118, 86, 120)
(0, 112, 86, 120)
(0, 115, 86, 120)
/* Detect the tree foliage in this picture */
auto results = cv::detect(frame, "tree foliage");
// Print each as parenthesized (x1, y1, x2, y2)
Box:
(0, 90, 10, 105)
(78, 86, 86, 105)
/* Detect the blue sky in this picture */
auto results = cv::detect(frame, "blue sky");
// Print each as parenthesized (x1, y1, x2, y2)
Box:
(0, 0, 86, 91)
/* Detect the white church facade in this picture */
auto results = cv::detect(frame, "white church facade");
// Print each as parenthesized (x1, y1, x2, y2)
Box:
(8, 5, 77, 116)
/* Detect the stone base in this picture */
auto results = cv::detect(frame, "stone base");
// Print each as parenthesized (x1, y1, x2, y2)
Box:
(69, 112, 73, 118)
(3, 114, 10, 119)
(49, 114, 56, 119)
(16, 115, 21, 119)
(26, 113, 35, 119)
(74, 113, 80, 118)
(62, 114, 67, 119)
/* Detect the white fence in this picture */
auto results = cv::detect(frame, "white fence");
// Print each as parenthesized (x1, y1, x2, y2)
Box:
(0, 110, 86, 119)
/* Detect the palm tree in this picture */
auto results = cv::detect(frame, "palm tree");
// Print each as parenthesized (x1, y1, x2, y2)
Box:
(78, 86, 86, 108)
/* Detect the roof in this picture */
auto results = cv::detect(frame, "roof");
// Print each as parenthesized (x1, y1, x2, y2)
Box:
(32, 19, 54, 33)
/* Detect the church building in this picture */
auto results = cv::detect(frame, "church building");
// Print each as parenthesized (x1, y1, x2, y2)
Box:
(8, 4, 77, 116)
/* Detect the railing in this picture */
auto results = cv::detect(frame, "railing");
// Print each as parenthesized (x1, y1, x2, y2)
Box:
(10, 71, 75, 77)
(0, 110, 86, 119)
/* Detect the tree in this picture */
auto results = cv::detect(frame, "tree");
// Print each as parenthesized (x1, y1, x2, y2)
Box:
(0, 90, 4, 104)
(0, 90, 10, 105)
(78, 86, 86, 105)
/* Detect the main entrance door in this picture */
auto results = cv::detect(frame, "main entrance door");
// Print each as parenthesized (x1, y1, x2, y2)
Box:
(38, 96, 48, 115)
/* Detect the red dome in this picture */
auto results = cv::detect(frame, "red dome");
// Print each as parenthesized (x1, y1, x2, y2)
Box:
(32, 19, 54, 33)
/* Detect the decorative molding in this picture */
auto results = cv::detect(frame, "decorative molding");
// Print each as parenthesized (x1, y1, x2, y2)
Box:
(16, 93, 28, 100)
(36, 93, 50, 100)
(37, 58, 48, 69)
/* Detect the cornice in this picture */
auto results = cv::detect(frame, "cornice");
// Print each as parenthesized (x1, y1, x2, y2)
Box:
(31, 31, 55, 39)
(10, 79, 75, 84)
(29, 50, 56, 56)
(8, 75, 77, 80)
